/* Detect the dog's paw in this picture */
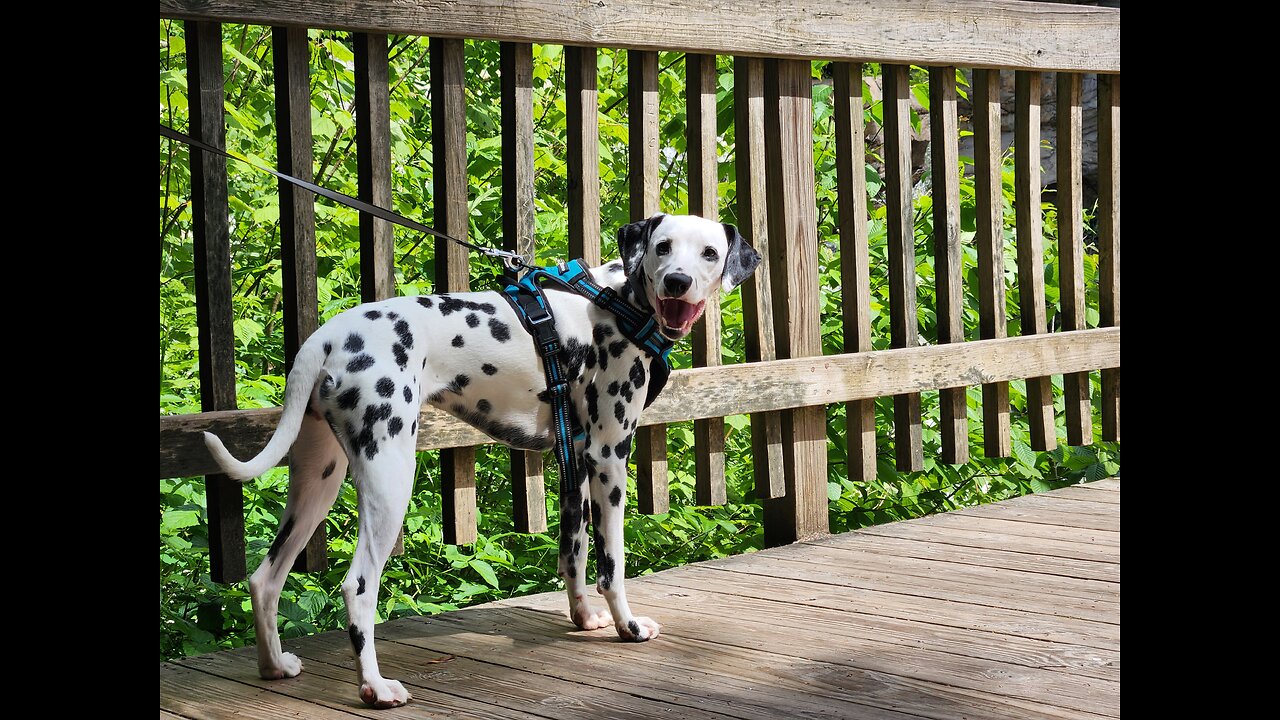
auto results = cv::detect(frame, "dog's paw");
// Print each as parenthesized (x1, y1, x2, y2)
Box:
(571, 607, 614, 631)
(359, 678, 412, 709)
(258, 652, 303, 680)
(617, 616, 661, 642)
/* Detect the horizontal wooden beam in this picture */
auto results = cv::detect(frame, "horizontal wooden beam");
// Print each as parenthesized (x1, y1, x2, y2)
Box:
(160, 328, 1119, 478)
(158, 0, 1120, 73)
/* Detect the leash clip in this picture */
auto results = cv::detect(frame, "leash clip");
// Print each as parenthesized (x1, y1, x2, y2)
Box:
(480, 247, 527, 272)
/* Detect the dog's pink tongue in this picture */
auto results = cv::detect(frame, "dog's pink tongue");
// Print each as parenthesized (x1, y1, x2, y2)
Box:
(660, 299, 701, 327)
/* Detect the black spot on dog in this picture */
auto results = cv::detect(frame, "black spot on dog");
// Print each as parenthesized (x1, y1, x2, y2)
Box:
(375, 377, 395, 398)
(449, 374, 471, 393)
(347, 354, 375, 372)
(476, 399, 492, 414)
(344, 333, 365, 353)
(615, 434, 632, 460)
(392, 343, 408, 368)
(609, 261, 624, 274)
(609, 339, 629, 358)
(475, 302, 497, 315)
(321, 460, 337, 479)
(620, 382, 634, 403)
(356, 576, 366, 595)
(337, 387, 361, 410)
(452, 334, 465, 348)
(607, 381, 620, 397)
(609, 485, 622, 507)
(536, 388, 553, 403)
(344, 421, 360, 452)
(596, 550, 615, 591)
(585, 384, 600, 424)
(597, 347, 609, 372)
(489, 318, 512, 342)
(573, 540, 581, 555)
(349, 625, 366, 655)
(466, 313, 480, 328)
(482, 363, 498, 376)
(364, 310, 382, 320)
(364, 402, 394, 425)
(417, 296, 434, 309)
(593, 324, 615, 344)
(394, 320, 414, 349)
(627, 620, 641, 638)
(403, 386, 414, 403)
(323, 341, 332, 356)
(388, 416, 404, 437)
(422, 357, 428, 368)
(363, 440, 379, 459)
(563, 337, 592, 376)
(601, 444, 611, 458)
(410, 420, 417, 434)
(632, 356, 650, 389)
(614, 401, 626, 423)
(439, 295, 465, 316)
(266, 517, 295, 564)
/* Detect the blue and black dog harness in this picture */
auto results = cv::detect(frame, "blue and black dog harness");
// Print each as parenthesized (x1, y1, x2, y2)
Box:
(500, 259, 674, 488)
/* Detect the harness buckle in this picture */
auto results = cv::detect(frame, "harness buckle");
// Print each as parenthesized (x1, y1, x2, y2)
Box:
(592, 287, 617, 309)
(527, 309, 554, 326)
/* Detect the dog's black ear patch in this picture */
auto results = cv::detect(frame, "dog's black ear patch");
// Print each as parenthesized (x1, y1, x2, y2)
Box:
(721, 223, 762, 291)
(617, 213, 666, 276)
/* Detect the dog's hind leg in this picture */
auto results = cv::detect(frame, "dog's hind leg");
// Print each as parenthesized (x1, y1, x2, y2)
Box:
(342, 440, 416, 708)
(249, 399, 347, 680)
(559, 445, 612, 630)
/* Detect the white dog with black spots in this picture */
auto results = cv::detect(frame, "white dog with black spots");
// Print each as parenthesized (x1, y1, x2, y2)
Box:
(204, 213, 761, 708)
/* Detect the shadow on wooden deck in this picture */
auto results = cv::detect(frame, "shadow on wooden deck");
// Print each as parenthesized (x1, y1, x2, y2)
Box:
(161, 479, 1119, 720)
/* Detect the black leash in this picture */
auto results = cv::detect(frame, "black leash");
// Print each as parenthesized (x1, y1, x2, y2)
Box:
(159, 123, 527, 271)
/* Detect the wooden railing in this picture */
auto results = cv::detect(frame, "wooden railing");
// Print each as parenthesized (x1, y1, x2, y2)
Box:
(158, 0, 1121, 582)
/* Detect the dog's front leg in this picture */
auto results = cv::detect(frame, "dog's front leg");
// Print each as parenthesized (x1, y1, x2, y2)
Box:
(558, 450, 613, 630)
(587, 434, 661, 641)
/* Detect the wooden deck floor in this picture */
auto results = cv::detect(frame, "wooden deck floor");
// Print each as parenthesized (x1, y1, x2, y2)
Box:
(161, 478, 1120, 720)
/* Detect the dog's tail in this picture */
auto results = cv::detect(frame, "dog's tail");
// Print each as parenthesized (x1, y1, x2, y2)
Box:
(202, 337, 329, 481)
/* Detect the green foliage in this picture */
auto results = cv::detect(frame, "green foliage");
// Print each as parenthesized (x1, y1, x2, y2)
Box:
(159, 23, 1119, 661)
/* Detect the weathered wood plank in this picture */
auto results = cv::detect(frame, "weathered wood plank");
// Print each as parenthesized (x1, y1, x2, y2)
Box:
(566, 45, 601, 266)
(502, 41, 547, 535)
(1098, 74, 1120, 442)
(284, 631, 734, 720)
(160, 328, 1120, 478)
(973, 68, 1011, 459)
(1048, 483, 1121, 504)
(160, 662, 366, 720)
(1014, 70, 1057, 452)
(761, 59, 827, 546)
(187, 20, 244, 583)
(732, 55, 785, 500)
(912, 512, 1119, 547)
(883, 64, 924, 472)
(858, 521, 1117, 564)
(628, 48, 668, 514)
(433, 37, 478, 546)
(834, 61, 877, 483)
(1056, 72, 1091, 447)
(929, 66, 968, 465)
(957, 501, 1120, 532)
(159, 0, 1122, 73)
(687, 52, 727, 507)
(274, 25, 327, 572)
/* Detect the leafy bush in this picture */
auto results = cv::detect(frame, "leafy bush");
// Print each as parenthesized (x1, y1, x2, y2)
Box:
(159, 24, 1119, 660)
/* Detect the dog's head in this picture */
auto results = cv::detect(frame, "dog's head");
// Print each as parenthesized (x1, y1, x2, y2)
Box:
(616, 213, 762, 340)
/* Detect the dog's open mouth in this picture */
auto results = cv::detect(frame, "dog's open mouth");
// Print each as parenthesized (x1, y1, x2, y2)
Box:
(657, 298, 705, 338)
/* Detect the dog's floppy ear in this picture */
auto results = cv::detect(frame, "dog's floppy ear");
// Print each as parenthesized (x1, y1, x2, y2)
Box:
(617, 213, 666, 276)
(720, 223, 762, 291)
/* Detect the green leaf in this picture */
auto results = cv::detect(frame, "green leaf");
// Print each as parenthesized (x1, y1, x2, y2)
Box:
(1012, 439, 1038, 469)
(469, 559, 501, 589)
(161, 510, 199, 533)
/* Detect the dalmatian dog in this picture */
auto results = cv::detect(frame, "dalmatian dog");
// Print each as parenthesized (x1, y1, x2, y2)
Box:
(203, 213, 760, 708)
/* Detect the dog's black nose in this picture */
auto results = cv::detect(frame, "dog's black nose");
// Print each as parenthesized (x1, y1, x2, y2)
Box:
(663, 273, 692, 297)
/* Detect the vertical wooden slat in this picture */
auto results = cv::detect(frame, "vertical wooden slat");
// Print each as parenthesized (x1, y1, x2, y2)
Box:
(629, 49, 668, 514)
(566, 46, 601, 266)
(973, 68, 1011, 458)
(275, 26, 327, 572)
(432, 37, 478, 545)
(1056, 72, 1091, 447)
(1014, 71, 1057, 452)
(1098, 74, 1120, 442)
(687, 53, 726, 507)
(733, 56, 785, 500)
(354, 32, 403, 556)
(929, 66, 969, 465)
(187, 20, 245, 583)
(502, 41, 547, 534)
(882, 64, 924, 472)
(761, 59, 828, 547)
(833, 62, 876, 483)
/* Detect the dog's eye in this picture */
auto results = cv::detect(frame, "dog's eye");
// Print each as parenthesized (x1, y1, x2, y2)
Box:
(655, 240, 671, 256)
(702, 247, 719, 261)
